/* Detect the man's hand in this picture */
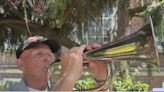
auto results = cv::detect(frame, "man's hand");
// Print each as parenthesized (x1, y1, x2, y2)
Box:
(60, 45, 86, 81)
(53, 45, 86, 91)
(86, 43, 107, 83)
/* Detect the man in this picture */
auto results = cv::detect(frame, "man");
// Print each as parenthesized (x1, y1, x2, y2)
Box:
(5, 36, 107, 91)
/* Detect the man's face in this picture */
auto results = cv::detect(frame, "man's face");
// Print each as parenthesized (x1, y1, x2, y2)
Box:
(18, 44, 55, 84)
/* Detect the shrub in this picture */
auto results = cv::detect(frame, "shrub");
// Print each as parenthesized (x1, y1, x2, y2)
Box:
(74, 78, 95, 90)
(113, 76, 149, 92)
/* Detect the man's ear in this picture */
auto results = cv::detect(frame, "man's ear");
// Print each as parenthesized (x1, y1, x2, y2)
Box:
(16, 59, 24, 71)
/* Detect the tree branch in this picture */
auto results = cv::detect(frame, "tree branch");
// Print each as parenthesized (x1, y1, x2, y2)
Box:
(0, 20, 79, 48)
(63, 0, 81, 23)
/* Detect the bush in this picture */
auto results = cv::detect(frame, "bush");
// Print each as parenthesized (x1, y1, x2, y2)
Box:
(74, 78, 95, 90)
(113, 76, 149, 92)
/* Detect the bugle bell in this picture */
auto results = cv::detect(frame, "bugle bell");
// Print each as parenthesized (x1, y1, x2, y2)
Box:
(83, 23, 159, 67)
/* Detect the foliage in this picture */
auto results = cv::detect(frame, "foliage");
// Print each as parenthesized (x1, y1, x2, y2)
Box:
(113, 76, 149, 91)
(0, 0, 117, 50)
(113, 62, 149, 91)
(74, 73, 149, 91)
(135, 0, 164, 47)
(155, 22, 164, 53)
(155, 21, 164, 41)
(0, 0, 116, 29)
(155, 14, 164, 51)
(0, 27, 26, 53)
(135, 0, 164, 19)
(131, 81, 150, 91)
(74, 77, 95, 90)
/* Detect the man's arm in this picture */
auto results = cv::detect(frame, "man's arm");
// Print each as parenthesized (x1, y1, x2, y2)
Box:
(52, 73, 77, 91)
(52, 45, 86, 91)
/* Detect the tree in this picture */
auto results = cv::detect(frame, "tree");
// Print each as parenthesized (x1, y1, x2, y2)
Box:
(0, 0, 117, 51)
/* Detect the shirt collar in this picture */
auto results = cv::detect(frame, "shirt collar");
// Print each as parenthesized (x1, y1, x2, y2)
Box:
(28, 86, 48, 91)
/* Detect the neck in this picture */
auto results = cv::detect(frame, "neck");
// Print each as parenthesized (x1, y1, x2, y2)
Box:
(23, 76, 48, 90)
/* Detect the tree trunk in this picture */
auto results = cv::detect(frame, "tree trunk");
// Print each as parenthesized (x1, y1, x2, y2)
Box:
(116, 0, 130, 78)
(116, 0, 129, 40)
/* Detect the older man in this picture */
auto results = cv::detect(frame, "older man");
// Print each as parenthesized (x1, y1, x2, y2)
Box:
(5, 36, 107, 91)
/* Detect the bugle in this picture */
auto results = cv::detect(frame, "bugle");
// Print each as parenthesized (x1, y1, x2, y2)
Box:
(83, 23, 159, 67)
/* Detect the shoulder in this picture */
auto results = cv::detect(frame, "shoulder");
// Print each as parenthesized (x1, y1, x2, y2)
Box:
(4, 80, 29, 91)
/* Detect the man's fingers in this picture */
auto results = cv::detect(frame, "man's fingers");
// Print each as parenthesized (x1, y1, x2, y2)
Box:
(85, 43, 101, 51)
(76, 45, 86, 55)
(91, 43, 101, 49)
(69, 45, 86, 54)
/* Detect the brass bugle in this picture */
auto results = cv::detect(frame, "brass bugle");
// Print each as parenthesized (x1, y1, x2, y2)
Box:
(83, 23, 159, 67)
(48, 23, 159, 91)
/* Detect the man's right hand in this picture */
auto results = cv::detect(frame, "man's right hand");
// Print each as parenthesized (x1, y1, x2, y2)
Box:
(60, 45, 86, 81)
(53, 45, 86, 91)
